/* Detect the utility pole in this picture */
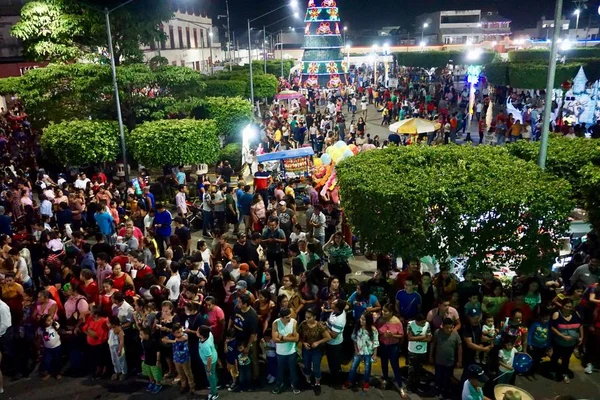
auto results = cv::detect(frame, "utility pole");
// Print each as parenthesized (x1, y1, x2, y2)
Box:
(264, 26, 267, 74)
(226, 0, 231, 71)
(539, 0, 564, 170)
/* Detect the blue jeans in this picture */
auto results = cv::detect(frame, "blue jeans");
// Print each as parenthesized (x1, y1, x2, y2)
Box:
(379, 343, 402, 385)
(347, 354, 372, 384)
(496, 134, 506, 145)
(302, 348, 323, 380)
(238, 364, 252, 390)
(43, 345, 62, 375)
(276, 353, 298, 388)
(267, 355, 277, 377)
(202, 210, 212, 234)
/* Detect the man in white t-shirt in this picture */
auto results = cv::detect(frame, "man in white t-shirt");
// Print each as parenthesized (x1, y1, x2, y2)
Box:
(326, 300, 346, 384)
(166, 263, 182, 302)
(74, 172, 91, 190)
(309, 205, 326, 245)
(406, 314, 432, 392)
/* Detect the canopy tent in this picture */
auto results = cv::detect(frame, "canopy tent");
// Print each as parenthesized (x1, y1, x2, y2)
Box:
(389, 118, 441, 134)
(257, 147, 314, 163)
(275, 90, 305, 101)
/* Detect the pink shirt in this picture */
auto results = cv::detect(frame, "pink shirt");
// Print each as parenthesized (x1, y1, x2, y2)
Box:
(64, 295, 90, 319)
(37, 298, 58, 320)
(206, 305, 225, 340)
(376, 318, 403, 346)
(426, 306, 460, 331)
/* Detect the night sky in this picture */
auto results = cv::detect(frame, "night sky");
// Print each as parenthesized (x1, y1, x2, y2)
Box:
(214, 0, 567, 33)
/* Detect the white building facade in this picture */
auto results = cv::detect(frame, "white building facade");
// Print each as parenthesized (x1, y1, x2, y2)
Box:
(141, 10, 223, 73)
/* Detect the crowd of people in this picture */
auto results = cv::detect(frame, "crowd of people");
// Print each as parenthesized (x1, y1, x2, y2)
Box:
(1, 73, 599, 400)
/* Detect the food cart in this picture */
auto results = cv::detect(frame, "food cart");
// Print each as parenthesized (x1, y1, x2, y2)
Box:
(256, 147, 314, 180)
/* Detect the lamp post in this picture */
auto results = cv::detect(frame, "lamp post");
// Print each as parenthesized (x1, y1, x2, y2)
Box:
(574, 9, 580, 39)
(421, 22, 428, 43)
(217, 0, 231, 71)
(209, 31, 214, 74)
(345, 43, 350, 71)
(264, 13, 300, 78)
(343, 26, 347, 46)
(263, 27, 267, 74)
(247, 0, 298, 110)
(540, 0, 564, 170)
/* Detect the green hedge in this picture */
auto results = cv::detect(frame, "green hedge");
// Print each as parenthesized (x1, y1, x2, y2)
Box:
(128, 119, 220, 167)
(484, 63, 509, 86)
(204, 80, 247, 97)
(508, 48, 600, 62)
(192, 96, 252, 137)
(485, 60, 600, 88)
(336, 145, 573, 273)
(393, 51, 496, 68)
(219, 143, 243, 171)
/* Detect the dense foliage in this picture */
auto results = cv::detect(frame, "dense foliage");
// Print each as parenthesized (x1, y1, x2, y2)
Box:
(41, 120, 120, 166)
(11, 0, 172, 64)
(0, 63, 206, 129)
(128, 119, 220, 167)
(336, 145, 573, 273)
(219, 143, 243, 171)
(507, 48, 600, 63)
(393, 51, 496, 68)
(192, 97, 252, 138)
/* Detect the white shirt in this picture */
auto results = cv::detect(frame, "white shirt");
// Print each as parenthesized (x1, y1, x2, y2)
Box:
(361, 101, 368, 110)
(166, 273, 181, 301)
(39, 324, 61, 348)
(408, 321, 430, 354)
(0, 300, 11, 336)
(16, 257, 30, 283)
(310, 212, 326, 237)
(327, 311, 346, 346)
(74, 178, 91, 189)
(175, 191, 187, 214)
(498, 347, 517, 372)
(143, 214, 154, 236)
(476, 103, 483, 112)
(112, 301, 134, 324)
(289, 232, 306, 244)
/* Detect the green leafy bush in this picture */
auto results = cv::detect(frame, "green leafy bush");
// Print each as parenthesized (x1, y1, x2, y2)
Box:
(41, 120, 120, 166)
(128, 119, 220, 167)
(393, 51, 496, 68)
(508, 48, 600, 63)
(580, 164, 600, 232)
(219, 143, 243, 171)
(203, 80, 247, 97)
(251, 73, 278, 99)
(336, 145, 573, 273)
(192, 96, 252, 137)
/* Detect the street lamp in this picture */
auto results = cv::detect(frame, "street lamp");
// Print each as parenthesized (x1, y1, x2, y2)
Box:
(209, 31, 214, 74)
(345, 43, 350, 70)
(343, 26, 347, 45)
(421, 22, 428, 42)
(574, 9, 581, 39)
(264, 13, 300, 78)
(247, 1, 298, 110)
(77, 0, 135, 183)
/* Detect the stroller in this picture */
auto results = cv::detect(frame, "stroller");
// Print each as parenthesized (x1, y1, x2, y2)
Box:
(185, 199, 203, 231)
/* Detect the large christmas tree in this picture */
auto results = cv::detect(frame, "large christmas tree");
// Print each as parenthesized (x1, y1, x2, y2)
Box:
(300, 0, 347, 88)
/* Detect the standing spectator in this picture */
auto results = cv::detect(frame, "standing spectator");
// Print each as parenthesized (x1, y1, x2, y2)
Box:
(309, 205, 326, 245)
(376, 304, 405, 393)
(262, 217, 286, 282)
(271, 308, 300, 395)
(297, 308, 331, 394)
(406, 314, 431, 392)
(153, 203, 172, 257)
(430, 318, 462, 398)
(107, 316, 127, 381)
(550, 298, 583, 383)
(230, 294, 259, 382)
(198, 326, 219, 400)
(162, 323, 195, 395)
(325, 300, 346, 384)
(343, 312, 379, 391)
(82, 306, 110, 379)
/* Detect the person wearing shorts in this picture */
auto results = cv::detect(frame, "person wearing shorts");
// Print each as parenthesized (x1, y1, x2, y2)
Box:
(140, 328, 163, 393)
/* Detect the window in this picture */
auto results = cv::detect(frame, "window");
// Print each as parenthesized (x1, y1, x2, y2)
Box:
(169, 25, 175, 49)
(186, 27, 191, 48)
(180, 60, 185, 67)
(172, 61, 177, 66)
(562, 24, 569, 30)
(193, 28, 198, 48)
(440, 15, 480, 24)
(196, 61, 200, 71)
(200, 29, 205, 48)
(178, 27, 184, 48)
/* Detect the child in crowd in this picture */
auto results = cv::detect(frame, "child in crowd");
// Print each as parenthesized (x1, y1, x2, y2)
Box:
(498, 335, 517, 384)
(261, 329, 277, 384)
(140, 327, 162, 393)
(480, 313, 498, 364)
(430, 318, 462, 399)
(236, 341, 252, 392)
(38, 314, 62, 381)
(162, 323, 195, 395)
(343, 312, 379, 391)
(107, 316, 127, 381)
(527, 311, 551, 377)
(464, 292, 482, 316)
(225, 330, 240, 391)
(406, 313, 432, 392)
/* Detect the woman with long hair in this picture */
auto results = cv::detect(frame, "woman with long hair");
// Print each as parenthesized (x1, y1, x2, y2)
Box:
(343, 312, 379, 391)
(254, 289, 275, 334)
(260, 268, 278, 301)
(550, 298, 583, 383)
(347, 281, 381, 320)
(319, 276, 346, 321)
(297, 308, 331, 394)
(376, 304, 406, 396)
(250, 194, 266, 232)
(418, 272, 438, 315)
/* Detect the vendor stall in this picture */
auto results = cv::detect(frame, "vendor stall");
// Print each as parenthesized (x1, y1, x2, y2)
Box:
(257, 147, 314, 179)
(389, 118, 441, 145)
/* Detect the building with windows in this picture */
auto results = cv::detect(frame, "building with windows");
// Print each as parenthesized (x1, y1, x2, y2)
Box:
(513, 16, 599, 41)
(416, 9, 511, 45)
(141, 10, 223, 73)
(0, 0, 24, 61)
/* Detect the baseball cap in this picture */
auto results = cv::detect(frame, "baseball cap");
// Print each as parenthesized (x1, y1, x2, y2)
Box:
(466, 308, 481, 318)
(467, 364, 488, 383)
(235, 280, 247, 290)
(279, 200, 286, 206)
(239, 263, 249, 273)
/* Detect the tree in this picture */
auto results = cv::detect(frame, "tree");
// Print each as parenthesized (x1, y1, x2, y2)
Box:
(40, 120, 120, 166)
(0, 63, 206, 129)
(128, 119, 220, 167)
(219, 143, 243, 171)
(336, 145, 573, 273)
(252, 74, 279, 99)
(11, 0, 172, 64)
(193, 97, 252, 138)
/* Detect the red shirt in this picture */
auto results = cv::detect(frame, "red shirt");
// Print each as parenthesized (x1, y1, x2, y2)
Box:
(111, 255, 129, 269)
(83, 316, 109, 345)
(135, 265, 153, 281)
(82, 281, 99, 305)
(499, 301, 533, 326)
(395, 270, 422, 290)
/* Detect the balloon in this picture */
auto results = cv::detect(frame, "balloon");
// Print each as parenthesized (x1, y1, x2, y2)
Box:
(334, 140, 346, 149)
(513, 352, 533, 373)
(350, 144, 360, 155)
(320, 153, 332, 165)
(329, 148, 344, 163)
(313, 157, 322, 167)
(341, 149, 354, 159)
